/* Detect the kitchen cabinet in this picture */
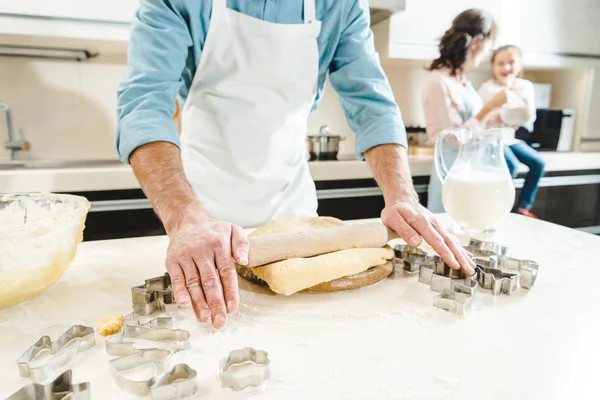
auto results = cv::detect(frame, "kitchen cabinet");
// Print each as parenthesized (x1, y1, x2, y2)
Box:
(380, 0, 520, 60)
(581, 69, 600, 150)
(520, 0, 600, 57)
(0, 0, 138, 23)
(72, 171, 600, 241)
(527, 170, 600, 232)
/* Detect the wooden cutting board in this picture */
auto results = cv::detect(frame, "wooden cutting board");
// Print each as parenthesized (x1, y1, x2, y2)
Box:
(237, 261, 395, 294)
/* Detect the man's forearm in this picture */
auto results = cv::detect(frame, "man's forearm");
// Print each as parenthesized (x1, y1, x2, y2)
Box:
(364, 144, 418, 205)
(130, 141, 204, 234)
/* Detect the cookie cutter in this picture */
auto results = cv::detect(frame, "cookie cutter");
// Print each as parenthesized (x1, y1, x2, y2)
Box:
(109, 350, 198, 399)
(418, 256, 479, 296)
(476, 265, 519, 296)
(105, 324, 191, 356)
(109, 349, 172, 396)
(132, 273, 174, 306)
(219, 347, 271, 391)
(465, 238, 511, 257)
(6, 369, 90, 400)
(151, 363, 199, 400)
(124, 299, 176, 329)
(495, 255, 539, 289)
(393, 244, 428, 273)
(433, 288, 474, 316)
(17, 325, 95, 383)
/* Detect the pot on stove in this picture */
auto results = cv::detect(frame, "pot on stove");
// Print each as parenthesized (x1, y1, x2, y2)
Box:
(306, 125, 346, 161)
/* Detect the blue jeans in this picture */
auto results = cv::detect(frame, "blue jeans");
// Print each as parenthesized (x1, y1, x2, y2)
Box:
(504, 142, 545, 210)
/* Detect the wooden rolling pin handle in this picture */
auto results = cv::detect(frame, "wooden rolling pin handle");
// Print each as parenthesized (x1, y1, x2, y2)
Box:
(247, 222, 400, 268)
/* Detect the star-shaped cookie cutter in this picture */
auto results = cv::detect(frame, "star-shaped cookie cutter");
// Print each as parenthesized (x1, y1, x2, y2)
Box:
(17, 325, 95, 383)
(6, 369, 90, 400)
(109, 349, 198, 398)
(219, 347, 271, 391)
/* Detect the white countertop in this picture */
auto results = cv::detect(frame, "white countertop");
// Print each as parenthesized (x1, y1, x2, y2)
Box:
(1, 152, 599, 193)
(1, 214, 599, 399)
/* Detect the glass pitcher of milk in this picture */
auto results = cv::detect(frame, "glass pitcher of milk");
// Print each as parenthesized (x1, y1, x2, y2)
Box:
(434, 128, 516, 235)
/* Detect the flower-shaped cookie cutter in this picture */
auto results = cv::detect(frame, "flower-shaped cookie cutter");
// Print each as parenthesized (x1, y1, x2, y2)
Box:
(219, 347, 271, 391)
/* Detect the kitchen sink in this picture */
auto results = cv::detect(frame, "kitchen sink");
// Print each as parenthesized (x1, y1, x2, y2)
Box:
(0, 159, 123, 170)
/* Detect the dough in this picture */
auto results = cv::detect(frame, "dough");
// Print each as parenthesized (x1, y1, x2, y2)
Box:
(249, 216, 344, 238)
(243, 216, 394, 295)
(252, 247, 394, 296)
(96, 313, 124, 336)
(236, 217, 345, 284)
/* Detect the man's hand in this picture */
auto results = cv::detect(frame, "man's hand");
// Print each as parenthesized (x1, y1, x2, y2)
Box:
(364, 144, 475, 275)
(381, 194, 475, 275)
(129, 141, 249, 329)
(166, 212, 249, 328)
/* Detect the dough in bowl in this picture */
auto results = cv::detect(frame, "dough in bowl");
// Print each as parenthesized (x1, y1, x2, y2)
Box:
(245, 217, 394, 295)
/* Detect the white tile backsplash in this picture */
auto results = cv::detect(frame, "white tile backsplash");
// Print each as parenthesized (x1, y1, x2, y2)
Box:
(0, 56, 124, 161)
(0, 55, 497, 163)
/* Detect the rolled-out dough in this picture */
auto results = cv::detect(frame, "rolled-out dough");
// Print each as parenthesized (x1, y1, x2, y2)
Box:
(252, 248, 394, 295)
(245, 217, 394, 296)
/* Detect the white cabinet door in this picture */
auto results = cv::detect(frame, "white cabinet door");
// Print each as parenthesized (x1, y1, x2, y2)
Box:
(520, 0, 600, 56)
(388, 0, 504, 47)
(583, 69, 600, 139)
(0, 0, 138, 23)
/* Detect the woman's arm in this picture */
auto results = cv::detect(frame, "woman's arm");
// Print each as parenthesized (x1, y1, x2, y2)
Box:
(422, 73, 482, 143)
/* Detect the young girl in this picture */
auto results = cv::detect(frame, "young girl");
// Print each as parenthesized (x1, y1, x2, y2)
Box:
(422, 9, 507, 213)
(477, 45, 545, 218)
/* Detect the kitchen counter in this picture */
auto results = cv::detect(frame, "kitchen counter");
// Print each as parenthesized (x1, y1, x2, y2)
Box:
(1, 152, 599, 193)
(1, 214, 599, 399)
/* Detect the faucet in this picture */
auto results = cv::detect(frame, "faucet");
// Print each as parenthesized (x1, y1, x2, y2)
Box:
(0, 101, 30, 160)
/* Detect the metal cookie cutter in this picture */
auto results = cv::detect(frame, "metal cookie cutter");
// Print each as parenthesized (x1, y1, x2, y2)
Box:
(418, 256, 479, 296)
(219, 347, 271, 391)
(132, 273, 174, 306)
(6, 369, 90, 400)
(465, 238, 511, 257)
(124, 299, 176, 329)
(495, 255, 539, 289)
(109, 349, 172, 396)
(433, 288, 474, 317)
(17, 325, 95, 383)
(105, 324, 191, 356)
(476, 265, 519, 296)
(393, 244, 428, 273)
(151, 363, 199, 400)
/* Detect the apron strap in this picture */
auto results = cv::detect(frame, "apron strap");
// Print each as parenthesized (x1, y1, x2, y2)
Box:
(303, 0, 316, 23)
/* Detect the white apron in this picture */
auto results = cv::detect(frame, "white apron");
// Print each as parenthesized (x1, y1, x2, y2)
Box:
(180, 0, 321, 228)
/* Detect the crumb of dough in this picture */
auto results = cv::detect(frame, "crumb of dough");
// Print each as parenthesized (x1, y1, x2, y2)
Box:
(96, 313, 124, 336)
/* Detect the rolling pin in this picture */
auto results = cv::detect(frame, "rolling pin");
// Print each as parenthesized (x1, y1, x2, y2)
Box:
(247, 221, 400, 268)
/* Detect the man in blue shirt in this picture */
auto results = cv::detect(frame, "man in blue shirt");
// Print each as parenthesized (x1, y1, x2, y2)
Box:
(116, 0, 475, 328)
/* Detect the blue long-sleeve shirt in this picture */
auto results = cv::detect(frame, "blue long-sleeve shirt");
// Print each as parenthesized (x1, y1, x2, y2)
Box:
(116, 0, 407, 163)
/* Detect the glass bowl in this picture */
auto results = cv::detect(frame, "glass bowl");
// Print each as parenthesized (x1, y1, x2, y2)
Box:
(0, 192, 90, 310)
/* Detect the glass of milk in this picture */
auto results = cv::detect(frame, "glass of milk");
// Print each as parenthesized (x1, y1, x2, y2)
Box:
(434, 128, 516, 236)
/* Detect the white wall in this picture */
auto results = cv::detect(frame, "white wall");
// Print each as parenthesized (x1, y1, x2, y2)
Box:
(0, 56, 124, 161)
(0, 54, 588, 163)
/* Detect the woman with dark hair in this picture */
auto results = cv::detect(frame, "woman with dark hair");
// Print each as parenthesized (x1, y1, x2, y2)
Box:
(422, 8, 508, 213)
